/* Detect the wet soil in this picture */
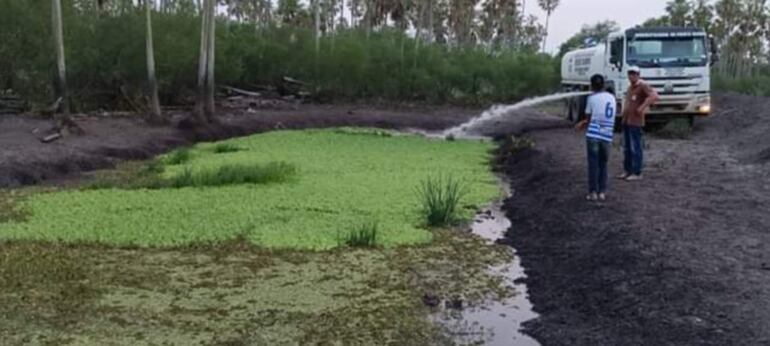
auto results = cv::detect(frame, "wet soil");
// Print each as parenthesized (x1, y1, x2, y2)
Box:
(495, 93, 770, 345)
(0, 231, 515, 345)
(0, 102, 476, 187)
(433, 189, 539, 346)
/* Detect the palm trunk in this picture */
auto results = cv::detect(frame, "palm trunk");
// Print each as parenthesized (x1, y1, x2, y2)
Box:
(414, 1, 423, 69)
(542, 12, 550, 53)
(315, 0, 321, 84)
(193, 0, 210, 123)
(331, 0, 339, 54)
(428, 0, 434, 43)
(52, 0, 68, 115)
(365, 0, 371, 39)
(145, 0, 163, 123)
(205, 0, 216, 121)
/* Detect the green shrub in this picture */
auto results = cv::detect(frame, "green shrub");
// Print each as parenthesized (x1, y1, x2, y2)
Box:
(212, 143, 242, 154)
(418, 175, 467, 227)
(165, 162, 297, 188)
(342, 222, 379, 248)
(164, 148, 192, 165)
(141, 160, 166, 175)
(713, 72, 770, 97)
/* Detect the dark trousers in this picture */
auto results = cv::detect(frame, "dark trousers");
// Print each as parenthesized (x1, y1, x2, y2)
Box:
(623, 125, 644, 175)
(587, 138, 610, 193)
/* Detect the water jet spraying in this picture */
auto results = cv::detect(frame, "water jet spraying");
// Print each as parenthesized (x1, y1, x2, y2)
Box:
(444, 91, 591, 137)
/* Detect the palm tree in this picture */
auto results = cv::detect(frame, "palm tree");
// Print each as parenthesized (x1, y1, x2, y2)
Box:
(666, 0, 694, 26)
(145, 0, 163, 123)
(448, 0, 479, 46)
(193, 0, 216, 123)
(204, 0, 216, 121)
(537, 0, 559, 52)
(52, 0, 68, 115)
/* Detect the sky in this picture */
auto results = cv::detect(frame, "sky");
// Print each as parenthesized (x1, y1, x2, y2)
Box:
(525, 0, 670, 53)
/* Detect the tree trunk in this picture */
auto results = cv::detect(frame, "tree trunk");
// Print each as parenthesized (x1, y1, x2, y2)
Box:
(365, 0, 371, 39)
(414, 0, 423, 68)
(314, 0, 322, 88)
(52, 0, 69, 115)
(542, 12, 551, 53)
(428, 0, 435, 43)
(204, 0, 216, 121)
(332, 0, 344, 53)
(193, 0, 210, 124)
(145, 0, 164, 123)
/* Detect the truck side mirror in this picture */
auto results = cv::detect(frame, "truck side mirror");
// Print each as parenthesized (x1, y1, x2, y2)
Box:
(610, 56, 622, 69)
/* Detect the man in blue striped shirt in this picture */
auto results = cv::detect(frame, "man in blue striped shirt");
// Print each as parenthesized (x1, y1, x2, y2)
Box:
(576, 74, 617, 201)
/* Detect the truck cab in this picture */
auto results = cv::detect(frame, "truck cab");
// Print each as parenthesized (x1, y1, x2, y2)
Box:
(562, 27, 715, 125)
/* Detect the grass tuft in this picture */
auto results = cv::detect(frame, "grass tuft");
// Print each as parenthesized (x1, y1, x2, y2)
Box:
(342, 222, 379, 247)
(165, 148, 192, 165)
(418, 175, 467, 227)
(166, 162, 297, 188)
(141, 160, 165, 175)
(212, 143, 242, 154)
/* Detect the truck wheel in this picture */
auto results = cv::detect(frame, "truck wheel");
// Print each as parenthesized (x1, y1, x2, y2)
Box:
(567, 98, 576, 122)
(576, 95, 588, 122)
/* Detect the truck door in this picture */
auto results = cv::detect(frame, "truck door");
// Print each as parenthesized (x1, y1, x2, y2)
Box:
(607, 36, 625, 126)
(607, 37, 625, 95)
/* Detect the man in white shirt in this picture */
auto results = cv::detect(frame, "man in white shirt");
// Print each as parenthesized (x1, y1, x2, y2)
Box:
(576, 74, 617, 201)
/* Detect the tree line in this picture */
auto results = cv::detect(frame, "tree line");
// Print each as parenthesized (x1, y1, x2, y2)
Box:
(0, 0, 566, 124)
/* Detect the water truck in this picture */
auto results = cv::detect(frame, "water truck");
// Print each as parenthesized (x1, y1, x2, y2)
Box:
(561, 27, 717, 126)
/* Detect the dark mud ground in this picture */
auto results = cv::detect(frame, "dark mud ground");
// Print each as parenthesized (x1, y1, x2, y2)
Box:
(2, 93, 770, 345)
(497, 93, 770, 345)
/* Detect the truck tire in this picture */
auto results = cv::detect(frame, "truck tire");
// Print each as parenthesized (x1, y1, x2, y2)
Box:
(566, 97, 575, 122)
(576, 95, 588, 122)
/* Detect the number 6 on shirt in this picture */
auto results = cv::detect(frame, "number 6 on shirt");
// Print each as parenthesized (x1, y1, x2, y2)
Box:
(605, 102, 615, 119)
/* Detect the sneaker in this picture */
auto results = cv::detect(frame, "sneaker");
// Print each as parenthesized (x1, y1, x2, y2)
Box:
(586, 193, 598, 201)
(598, 193, 607, 201)
(625, 174, 643, 181)
(616, 172, 631, 180)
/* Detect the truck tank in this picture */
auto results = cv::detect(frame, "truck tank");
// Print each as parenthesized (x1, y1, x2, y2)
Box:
(561, 45, 606, 89)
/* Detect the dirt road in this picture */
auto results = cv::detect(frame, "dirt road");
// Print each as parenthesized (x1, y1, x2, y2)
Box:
(500, 93, 770, 345)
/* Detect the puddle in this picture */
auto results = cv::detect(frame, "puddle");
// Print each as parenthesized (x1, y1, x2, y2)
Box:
(433, 184, 540, 346)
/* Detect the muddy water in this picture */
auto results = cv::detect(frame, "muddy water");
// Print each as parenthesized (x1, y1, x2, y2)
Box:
(433, 184, 540, 346)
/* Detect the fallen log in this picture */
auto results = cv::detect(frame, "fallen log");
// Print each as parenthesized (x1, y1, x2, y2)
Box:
(222, 86, 261, 98)
(40, 132, 62, 143)
(282, 76, 308, 86)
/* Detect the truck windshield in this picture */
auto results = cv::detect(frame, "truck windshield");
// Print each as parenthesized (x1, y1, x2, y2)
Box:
(626, 36, 707, 68)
